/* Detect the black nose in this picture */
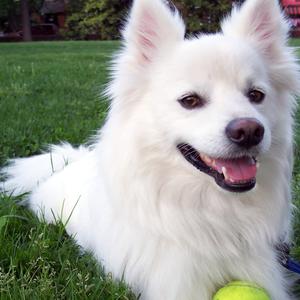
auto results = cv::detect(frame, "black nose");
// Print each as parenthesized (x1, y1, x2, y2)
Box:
(225, 118, 265, 149)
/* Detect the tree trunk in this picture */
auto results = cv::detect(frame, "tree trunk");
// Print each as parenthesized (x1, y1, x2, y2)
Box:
(8, 10, 18, 33)
(21, 0, 32, 41)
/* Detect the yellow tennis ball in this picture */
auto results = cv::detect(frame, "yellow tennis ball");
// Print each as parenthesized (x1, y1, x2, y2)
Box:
(213, 281, 271, 300)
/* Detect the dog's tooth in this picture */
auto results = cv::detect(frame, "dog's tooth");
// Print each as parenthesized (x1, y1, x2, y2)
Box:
(200, 154, 212, 165)
(256, 162, 260, 169)
(222, 167, 229, 179)
(201, 154, 208, 164)
(212, 160, 216, 168)
(204, 155, 212, 164)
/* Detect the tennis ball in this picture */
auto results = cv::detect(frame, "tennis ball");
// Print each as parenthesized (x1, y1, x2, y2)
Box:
(213, 281, 271, 300)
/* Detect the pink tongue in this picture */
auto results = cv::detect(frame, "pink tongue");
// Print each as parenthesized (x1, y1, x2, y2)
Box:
(214, 157, 257, 182)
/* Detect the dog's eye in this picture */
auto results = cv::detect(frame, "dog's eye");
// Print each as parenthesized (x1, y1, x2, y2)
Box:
(178, 94, 205, 110)
(247, 89, 265, 104)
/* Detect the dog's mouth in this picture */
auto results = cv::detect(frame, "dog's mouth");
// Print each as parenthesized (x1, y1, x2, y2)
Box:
(177, 143, 258, 193)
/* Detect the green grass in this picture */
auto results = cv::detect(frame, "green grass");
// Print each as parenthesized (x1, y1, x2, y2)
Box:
(0, 41, 116, 163)
(0, 41, 136, 300)
(0, 40, 300, 299)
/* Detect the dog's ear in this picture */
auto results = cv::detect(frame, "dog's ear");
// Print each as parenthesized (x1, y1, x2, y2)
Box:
(222, 0, 289, 60)
(222, 0, 300, 94)
(122, 0, 185, 65)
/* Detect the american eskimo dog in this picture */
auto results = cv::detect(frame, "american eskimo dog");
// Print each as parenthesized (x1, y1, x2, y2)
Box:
(2, 0, 299, 299)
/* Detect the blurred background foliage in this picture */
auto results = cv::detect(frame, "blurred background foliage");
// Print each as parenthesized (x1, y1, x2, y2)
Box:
(62, 0, 233, 40)
(0, 0, 236, 41)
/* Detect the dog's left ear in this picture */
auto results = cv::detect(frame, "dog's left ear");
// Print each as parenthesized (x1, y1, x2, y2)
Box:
(122, 0, 185, 65)
(222, 0, 289, 60)
(107, 0, 185, 103)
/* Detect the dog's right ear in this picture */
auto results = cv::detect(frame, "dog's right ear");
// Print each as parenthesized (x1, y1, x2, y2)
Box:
(122, 0, 185, 66)
(221, 0, 299, 93)
(221, 0, 289, 60)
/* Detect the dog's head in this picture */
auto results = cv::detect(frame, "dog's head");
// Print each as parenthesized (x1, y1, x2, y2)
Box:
(107, 0, 299, 193)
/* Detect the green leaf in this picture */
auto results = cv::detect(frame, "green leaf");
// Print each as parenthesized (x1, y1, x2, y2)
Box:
(0, 216, 8, 233)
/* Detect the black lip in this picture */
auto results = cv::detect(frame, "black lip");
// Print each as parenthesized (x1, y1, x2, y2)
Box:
(177, 143, 256, 193)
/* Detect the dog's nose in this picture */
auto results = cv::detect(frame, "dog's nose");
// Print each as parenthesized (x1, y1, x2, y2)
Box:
(225, 118, 265, 148)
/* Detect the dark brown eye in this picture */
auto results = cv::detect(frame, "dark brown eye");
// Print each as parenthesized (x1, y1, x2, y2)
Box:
(178, 94, 205, 110)
(248, 89, 265, 104)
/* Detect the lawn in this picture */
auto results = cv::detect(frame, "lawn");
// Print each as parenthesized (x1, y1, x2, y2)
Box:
(0, 41, 136, 300)
(0, 40, 300, 299)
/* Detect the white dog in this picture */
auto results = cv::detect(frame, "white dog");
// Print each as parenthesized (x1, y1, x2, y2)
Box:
(1, 0, 299, 299)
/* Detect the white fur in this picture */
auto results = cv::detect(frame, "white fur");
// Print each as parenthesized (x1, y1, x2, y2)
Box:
(1, 0, 299, 299)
